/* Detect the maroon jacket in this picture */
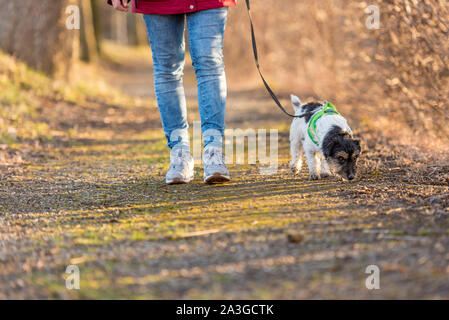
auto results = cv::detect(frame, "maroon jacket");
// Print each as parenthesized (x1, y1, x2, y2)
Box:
(107, 0, 236, 15)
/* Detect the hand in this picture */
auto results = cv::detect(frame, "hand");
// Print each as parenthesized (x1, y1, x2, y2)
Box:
(110, 0, 130, 12)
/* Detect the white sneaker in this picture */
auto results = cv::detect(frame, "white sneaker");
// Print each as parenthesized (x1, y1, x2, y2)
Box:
(203, 146, 230, 184)
(166, 148, 194, 185)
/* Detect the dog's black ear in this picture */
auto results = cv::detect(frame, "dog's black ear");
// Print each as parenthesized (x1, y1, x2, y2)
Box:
(333, 135, 343, 144)
(354, 139, 361, 150)
(322, 135, 339, 158)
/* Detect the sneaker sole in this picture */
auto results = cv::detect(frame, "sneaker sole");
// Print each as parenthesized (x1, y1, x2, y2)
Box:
(167, 178, 187, 185)
(204, 173, 231, 185)
(166, 176, 194, 185)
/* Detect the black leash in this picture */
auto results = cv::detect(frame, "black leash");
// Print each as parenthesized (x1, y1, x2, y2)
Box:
(245, 0, 308, 119)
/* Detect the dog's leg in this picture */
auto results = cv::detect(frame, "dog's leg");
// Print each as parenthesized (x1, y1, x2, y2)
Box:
(320, 154, 332, 178)
(290, 138, 303, 174)
(305, 150, 321, 180)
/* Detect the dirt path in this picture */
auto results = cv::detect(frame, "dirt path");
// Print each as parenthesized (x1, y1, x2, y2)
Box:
(1, 48, 448, 299)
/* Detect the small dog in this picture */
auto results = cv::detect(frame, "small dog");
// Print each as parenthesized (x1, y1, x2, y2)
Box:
(289, 95, 361, 181)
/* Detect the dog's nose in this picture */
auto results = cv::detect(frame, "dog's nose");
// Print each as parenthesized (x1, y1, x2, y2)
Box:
(348, 175, 355, 181)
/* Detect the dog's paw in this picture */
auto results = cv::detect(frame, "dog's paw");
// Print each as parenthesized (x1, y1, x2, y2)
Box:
(291, 166, 301, 175)
(290, 161, 302, 175)
(320, 172, 332, 179)
(309, 173, 320, 180)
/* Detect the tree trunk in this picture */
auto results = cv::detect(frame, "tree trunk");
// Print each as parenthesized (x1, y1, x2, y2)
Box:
(127, 12, 139, 46)
(90, 0, 103, 55)
(0, 0, 78, 78)
(79, 0, 98, 62)
(114, 11, 128, 45)
(135, 14, 149, 46)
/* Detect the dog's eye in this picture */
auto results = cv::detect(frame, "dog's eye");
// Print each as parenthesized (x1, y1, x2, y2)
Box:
(338, 156, 345, 163)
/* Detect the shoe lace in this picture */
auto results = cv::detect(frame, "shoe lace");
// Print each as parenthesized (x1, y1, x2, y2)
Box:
(171, 149, 190, 168)
(205, 148, 224, 166)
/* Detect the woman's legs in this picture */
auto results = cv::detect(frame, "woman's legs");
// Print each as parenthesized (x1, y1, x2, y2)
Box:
(187, 8, 230, 183)
(143, 14, 194, 184)
(142, 13, 189, 150)
(143, 8, 229, 184)
(187, 8, 228, 148)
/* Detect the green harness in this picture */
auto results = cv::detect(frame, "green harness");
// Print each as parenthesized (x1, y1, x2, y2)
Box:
(307, 101, 341, 146)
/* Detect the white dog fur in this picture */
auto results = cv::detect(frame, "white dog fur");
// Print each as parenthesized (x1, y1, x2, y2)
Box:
(289, 95, 355, 180)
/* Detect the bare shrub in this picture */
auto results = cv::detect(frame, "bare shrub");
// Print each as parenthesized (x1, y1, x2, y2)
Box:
(224, 0, 449, 140)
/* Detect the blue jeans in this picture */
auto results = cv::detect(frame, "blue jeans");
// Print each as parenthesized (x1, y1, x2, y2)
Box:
(143, 8, 228, 150)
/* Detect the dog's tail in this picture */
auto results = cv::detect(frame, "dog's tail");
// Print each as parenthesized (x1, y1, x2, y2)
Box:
(290, 94, 303, 113)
